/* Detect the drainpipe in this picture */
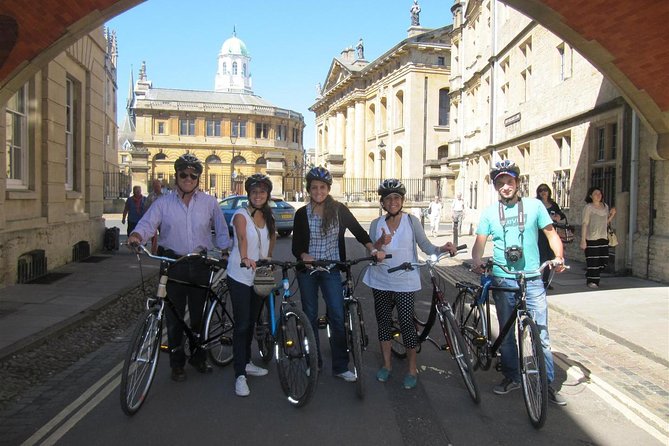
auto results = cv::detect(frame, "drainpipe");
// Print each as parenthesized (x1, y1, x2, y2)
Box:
(646, 157, 655, 278)
(626, 111, 639, 269)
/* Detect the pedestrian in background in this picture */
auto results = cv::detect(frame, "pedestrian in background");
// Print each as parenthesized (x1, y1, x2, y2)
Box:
(580, 187, 616, 289)
(227, 174, 275, 397)
(536, 184, 566, 289)
(144, 179, 164, 254)
(427, 195, 442, 237)
(364, 179, 456, 390)
(121, 185, 146, 236)
(451, 192, 465, 237)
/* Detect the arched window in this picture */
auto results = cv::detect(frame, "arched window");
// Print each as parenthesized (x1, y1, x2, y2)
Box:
(153, 152, 167, 161)
(367, 103, 376, 135)
(395, 91, 404, 128)
(394, 146, 402, 178)
(222, 62, 227, 75)
(255, 156, 267, 165)
(205, 154, 222, 164)
(232, 155, 247, 165)
(232, 62, 238, 75)
(437, 145, 449, 160)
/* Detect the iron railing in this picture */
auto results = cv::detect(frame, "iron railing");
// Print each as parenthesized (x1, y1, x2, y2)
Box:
(591, 166, 616, 207)
(342, 178, 435, 203)
(103, 172, 132, 199)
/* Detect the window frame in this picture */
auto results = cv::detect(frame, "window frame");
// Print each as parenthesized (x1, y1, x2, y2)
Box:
(179, 118, 196, 136)
(6, 84, 29, 189)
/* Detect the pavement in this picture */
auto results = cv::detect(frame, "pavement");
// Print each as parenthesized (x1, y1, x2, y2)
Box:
(0, 217, 667, 407)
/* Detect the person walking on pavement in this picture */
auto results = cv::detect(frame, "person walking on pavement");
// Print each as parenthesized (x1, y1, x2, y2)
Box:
(451, 193, 465, 237)
(427, 195, 442, 237)
(580, 187, 616, 288)
(292, 166, 384, 382)
(144, 179, 164, 254)
(227, 174, 274, 397)
(121, 185, 146, 236)
(536, 184, 566, 289)
(364, 179, 456, 389)
(471, 160, 567, 406)
(127, 154, 231, 382)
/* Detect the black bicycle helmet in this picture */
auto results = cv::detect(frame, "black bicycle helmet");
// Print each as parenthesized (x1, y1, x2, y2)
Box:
(306, 166, 332, 187)
(490, 159, 520, 182)
(245, 173, 273, 194)
(377, 178, 406, 198)
(174, 153, 203, 175)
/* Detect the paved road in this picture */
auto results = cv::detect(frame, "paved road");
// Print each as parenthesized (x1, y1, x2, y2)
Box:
(4, 236, 665, 446)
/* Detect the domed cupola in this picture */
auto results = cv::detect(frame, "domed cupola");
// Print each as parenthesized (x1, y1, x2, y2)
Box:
(215, 29, 253, 94)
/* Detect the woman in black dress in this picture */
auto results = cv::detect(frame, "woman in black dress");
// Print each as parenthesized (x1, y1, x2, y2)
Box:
(536, 184, 565, 289)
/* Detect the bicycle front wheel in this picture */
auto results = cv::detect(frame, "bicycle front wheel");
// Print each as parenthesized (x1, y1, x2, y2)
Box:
(256, 296, 274, 364)
(204, 293, 234, 367)
(276, 308, 319, 407)
(348, 301, 365, 399)
(440, 305, 480, 404)
(519, 316, 548, 429)
(120, 306, 163, 415)
(453, 290, 488, 370)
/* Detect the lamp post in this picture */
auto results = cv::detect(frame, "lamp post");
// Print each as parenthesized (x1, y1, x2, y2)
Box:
(230, 132, 237, 196)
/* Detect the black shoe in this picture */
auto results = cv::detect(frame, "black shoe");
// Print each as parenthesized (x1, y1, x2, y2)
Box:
(171, 366, 187, 382)
(190, 360, 213, 374)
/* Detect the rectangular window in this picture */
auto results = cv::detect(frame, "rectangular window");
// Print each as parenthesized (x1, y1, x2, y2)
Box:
(610, 123, 617, 160)
(179, 118, 196, 136)
(518, 174, 530, 198)
(157, 122, 165, 134)
(596, 127, 605, 161)
(206, 119, 221, 136)
(557, 43, 572, 81)
(276, 124, 287, 141)
(556, 135, 571, 167)
(255, 122, 269, 139)
(437, 56, 445, 66)
(438, 89, 450, 126)
(6, 84, 28, 188)
(231, 120, 247, 138)
(292, 128, 300, 143)
(65, 78, 76, 191)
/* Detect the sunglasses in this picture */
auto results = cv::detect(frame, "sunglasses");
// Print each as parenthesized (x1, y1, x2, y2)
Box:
(178, 172, 199, 180)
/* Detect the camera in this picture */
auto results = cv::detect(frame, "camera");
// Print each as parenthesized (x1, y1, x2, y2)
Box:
(505, 245, 523, 263)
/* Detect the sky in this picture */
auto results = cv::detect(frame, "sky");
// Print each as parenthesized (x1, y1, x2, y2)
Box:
(106, 0, 453, 149)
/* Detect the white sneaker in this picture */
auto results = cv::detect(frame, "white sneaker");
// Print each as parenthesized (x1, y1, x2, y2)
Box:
(235, 375, 250, 397)
(246, 361, 268, 377)
(335, 370, 357, 382)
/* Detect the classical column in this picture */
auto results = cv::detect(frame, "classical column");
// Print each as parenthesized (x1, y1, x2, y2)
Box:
(335, 110, 345, 156)
(345, 104, 355, 177)
(265, 151, 285, 197)
(354, 100, 365, 178)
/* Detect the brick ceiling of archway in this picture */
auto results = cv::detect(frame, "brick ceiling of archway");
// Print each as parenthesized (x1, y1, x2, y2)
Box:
(0, 0, 668, 130)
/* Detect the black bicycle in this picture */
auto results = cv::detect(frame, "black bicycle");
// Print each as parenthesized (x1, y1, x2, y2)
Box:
(120, 244, 233, 415)
(249, 259, 319, 407)
(387, 248, 480, 404)
(306, 255, 388, 399)
(452, 259, 566, 428)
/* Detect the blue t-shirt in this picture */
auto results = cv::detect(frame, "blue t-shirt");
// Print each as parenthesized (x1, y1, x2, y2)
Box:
(477, 197, 553, 279)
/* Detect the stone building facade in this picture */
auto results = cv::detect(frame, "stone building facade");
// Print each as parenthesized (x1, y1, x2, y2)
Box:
(124, 32, 305, 199)
(0, 27, 115, 287)
(448, 0, 669, 282)
(310, 25, 453, 204)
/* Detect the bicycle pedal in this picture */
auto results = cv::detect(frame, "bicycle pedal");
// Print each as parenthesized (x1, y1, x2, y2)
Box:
(317, 316, 328, 329)
(473, 336, 487, 347)
(219, 336, 233, 346)
(441, 344, 450, 351)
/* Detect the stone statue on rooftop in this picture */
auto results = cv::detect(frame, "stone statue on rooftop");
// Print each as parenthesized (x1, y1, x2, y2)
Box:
(410, 0, 421, 26)
(356, 38, 364, 59)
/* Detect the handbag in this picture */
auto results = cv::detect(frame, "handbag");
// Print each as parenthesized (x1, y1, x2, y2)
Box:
(248, 208, 275, 296)
(607, 226, 619, 247)
(554, 219, 574, 244)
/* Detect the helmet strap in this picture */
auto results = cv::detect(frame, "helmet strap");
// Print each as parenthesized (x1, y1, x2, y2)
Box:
(384, 207, 403, 220)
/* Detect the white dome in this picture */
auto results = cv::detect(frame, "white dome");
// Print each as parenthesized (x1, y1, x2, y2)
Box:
(220, 35, 249, 57)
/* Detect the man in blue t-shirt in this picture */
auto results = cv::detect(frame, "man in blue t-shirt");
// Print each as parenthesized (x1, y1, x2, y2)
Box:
(472, 160, 567, 406)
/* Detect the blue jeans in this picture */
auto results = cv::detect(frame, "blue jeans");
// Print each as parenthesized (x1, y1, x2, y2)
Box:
(227, 276, 263, 378)
(297, 269, 349, 374)
(492, 276, 555, 384)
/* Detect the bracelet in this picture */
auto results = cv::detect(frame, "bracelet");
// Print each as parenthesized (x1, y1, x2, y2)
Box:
(241, 257, 249, 262)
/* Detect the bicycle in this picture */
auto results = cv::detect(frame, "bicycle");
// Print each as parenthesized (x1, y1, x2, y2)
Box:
(120, 244, 233, 416)
(452, 258, 567, 428)
(249, 259, 319, 407)
(387, 248, 480, 404)
(304, 255, 389, 399)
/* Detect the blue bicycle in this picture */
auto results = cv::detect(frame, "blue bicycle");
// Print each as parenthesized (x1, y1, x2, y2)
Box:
(251, 259, 319, 407)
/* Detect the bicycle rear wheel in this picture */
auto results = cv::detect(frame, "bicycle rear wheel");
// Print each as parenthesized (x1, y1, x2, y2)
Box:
(440, 305, 480, 404)
(120, 306, 163, 415)
(519, 316, 548, 429)
(390, 307, 407, 359)
(348, 301, 365, 399)
(204, 292, 234, 367)
(453, 290, 488, 370)
(256, 296, 274, 364)
(276, 307, 318, 407)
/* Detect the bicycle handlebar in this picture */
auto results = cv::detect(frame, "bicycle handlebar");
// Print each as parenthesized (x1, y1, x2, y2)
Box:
(127, 243, 228, 269)
(387, 244, 467, 274)
(240, 254, 393, 270)
(484, 258, 569, 277)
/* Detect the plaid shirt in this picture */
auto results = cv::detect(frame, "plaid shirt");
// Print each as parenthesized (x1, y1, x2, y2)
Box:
(306, 202, 340, 261)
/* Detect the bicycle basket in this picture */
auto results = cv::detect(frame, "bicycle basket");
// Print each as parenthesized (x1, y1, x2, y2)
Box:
(253, 266, 275, 296)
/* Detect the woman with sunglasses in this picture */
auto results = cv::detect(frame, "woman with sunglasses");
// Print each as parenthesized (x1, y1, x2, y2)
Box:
(128, 153, 231, 382)
(364, 179, 456, 389)
(227, 174, 275, 397)
(536, 184, 566, 289)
